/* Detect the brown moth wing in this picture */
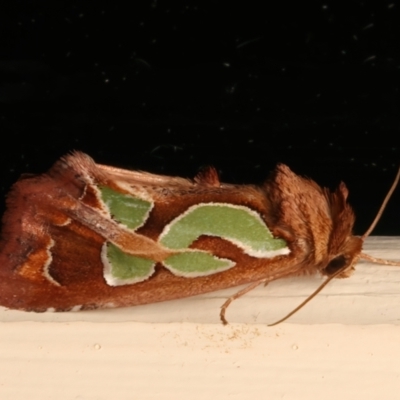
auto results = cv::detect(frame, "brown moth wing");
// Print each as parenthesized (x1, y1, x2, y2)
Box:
(0, 153, 361, 311)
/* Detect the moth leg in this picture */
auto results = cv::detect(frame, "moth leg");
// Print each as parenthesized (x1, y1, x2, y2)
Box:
(220, 278, 269, 325)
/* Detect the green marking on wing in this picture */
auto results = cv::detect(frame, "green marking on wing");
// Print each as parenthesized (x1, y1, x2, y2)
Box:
(163, 251, 235, 277)
(99, 186, 152, 230)
(159, 203, 288, 257)
(104, 242, 155, 284)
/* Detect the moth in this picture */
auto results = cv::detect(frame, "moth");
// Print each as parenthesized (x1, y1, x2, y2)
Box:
(0, 152, 398, 324)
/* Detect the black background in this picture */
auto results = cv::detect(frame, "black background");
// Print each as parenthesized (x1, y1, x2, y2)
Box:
(0, 1, 399, 235)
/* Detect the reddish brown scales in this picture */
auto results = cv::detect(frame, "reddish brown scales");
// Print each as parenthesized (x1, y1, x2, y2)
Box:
(0, 152, 363, 312)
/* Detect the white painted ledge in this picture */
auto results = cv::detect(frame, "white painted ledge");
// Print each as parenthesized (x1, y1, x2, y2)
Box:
(1, 237, 400, 399)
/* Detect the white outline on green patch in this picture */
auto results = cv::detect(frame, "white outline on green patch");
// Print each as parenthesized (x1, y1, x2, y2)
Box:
(97, 194, 290, 286)
(163, 250, 235, 277)
(101, 242, 156, 286)
(98, 186, 153, 230)
(159, 202, 289, 257)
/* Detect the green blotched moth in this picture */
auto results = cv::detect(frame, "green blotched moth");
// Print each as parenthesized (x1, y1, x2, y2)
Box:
(0, 152, 399, 324)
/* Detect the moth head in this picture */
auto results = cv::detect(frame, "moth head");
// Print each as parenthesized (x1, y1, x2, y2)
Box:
(321, 182, 363, 278)
(265, 165, 362, 274)
(321, 235, 363, 278)
(267, 166, 400, 326)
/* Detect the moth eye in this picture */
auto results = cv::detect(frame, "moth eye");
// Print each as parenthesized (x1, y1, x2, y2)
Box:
(324, 255, 347, 276)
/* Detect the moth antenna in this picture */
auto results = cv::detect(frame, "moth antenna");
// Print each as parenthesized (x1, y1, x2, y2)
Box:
(360, 252, 400, 267)
(267, 264, 352, 327)
(362, 167, 400, 240)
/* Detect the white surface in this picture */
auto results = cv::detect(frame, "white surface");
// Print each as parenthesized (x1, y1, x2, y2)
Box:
(1, 237, 400, 399)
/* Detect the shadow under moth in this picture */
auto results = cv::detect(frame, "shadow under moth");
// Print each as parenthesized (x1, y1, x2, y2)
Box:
(0, 152, 399, 324)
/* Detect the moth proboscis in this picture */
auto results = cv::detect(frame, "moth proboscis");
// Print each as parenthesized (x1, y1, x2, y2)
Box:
(0, 152, 399, 325)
